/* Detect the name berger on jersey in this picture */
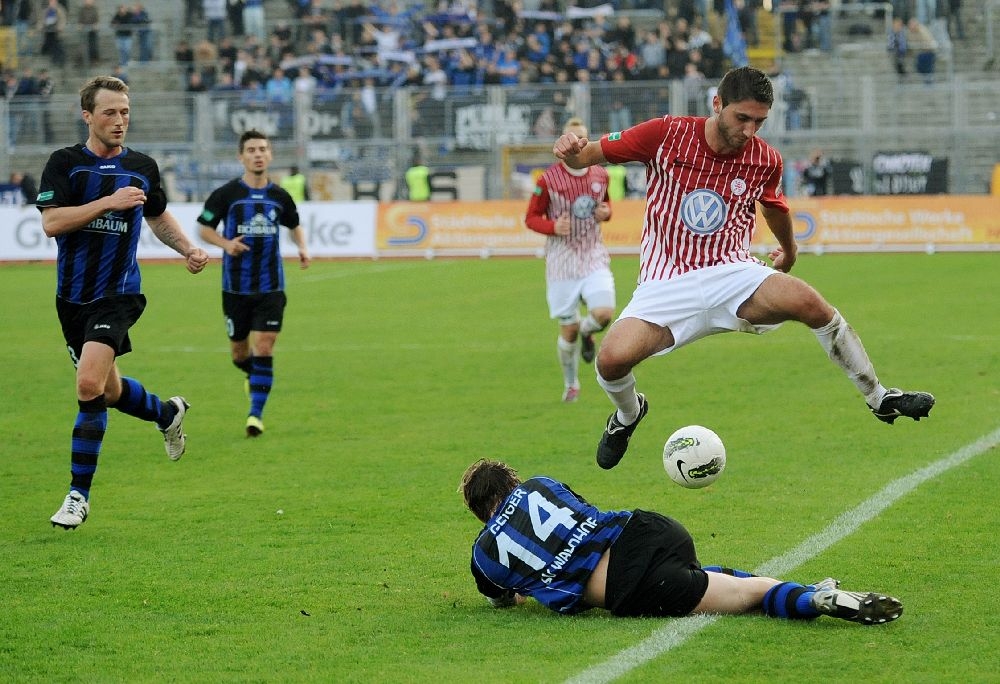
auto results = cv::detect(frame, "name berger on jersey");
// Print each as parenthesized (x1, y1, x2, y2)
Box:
(489, 485, 599, 585)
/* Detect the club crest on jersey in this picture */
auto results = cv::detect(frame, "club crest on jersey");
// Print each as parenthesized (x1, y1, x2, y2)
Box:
(680, 189, 727, 235)
(730, 178, 747, 196)
(572, 195, 598, 219)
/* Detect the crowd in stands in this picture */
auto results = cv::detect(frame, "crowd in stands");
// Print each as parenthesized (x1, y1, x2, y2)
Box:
(0, 0, 973, 148)
(174, 1, 735, 117)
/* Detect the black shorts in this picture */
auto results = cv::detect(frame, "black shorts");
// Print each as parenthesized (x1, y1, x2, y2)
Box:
(56, 294, 147, 366)
(604, 509, 709, 618)
(222, 291, 287, 341)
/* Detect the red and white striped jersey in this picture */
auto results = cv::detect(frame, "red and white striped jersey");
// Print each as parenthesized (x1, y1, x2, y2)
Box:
(601, 115, 788, 282)
(525, 162, 611, 281)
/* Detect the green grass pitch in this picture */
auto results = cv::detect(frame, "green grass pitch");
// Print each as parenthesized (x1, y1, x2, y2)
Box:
(1, 253, 997, 682)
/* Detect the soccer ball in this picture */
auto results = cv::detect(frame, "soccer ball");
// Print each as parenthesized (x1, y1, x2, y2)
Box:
(662, 425, 726, 489)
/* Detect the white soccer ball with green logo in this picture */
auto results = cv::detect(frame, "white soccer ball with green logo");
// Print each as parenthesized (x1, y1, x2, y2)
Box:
(663, 425, 726, 489)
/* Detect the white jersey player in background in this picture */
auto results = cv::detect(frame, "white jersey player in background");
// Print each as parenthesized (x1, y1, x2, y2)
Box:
(525, 117, 617, 403)
(552, 66, 935, 469)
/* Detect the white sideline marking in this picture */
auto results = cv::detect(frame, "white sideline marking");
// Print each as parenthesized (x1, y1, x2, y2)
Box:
(565, 427, 1000, 684)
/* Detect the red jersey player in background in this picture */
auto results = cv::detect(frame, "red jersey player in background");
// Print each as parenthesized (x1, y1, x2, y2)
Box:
(552, 66, 935, 470)
(526, 117, 617, 403)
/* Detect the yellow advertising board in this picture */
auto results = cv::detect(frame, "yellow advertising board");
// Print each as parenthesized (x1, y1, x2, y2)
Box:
(376, 196, 1000, 255)
(780, 196, 1000, 246)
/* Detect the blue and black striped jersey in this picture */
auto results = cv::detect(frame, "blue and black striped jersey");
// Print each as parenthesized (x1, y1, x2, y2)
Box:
(36, 144, 167, 304)
(196, 179, 300, 295)
(471, 477, 632, 614)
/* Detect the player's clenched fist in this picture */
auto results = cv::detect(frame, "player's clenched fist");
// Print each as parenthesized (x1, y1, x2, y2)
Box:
(553, 132, 589, 160)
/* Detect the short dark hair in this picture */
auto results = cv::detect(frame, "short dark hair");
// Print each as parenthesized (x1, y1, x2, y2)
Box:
(239, 129, 269, 153)
(79, 75, 129, 112)
(459, 459, 521, 523)
(717, 66, 773, 107)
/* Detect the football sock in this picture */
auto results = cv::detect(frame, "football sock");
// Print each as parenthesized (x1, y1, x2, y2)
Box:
(114, 376, 175, 430)
(703, 566, 757, 578)
(557, 336, 579, 389)
(70, 396, 107, 499)
(579, 313, 603, 337)
(233, 356, 253, 376)
(762, 582, 820, 620)
(249, 355, 273, 418)
(812, 309, 887, 407)
(596, 372, 641, 424)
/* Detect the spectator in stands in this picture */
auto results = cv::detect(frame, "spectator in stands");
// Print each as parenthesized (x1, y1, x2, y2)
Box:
(522, 33, 550, 68)
(11, 171, 38, 205)
(38, 0, 67, 67)
(217, 35, 238, 65)
(637, 29, 666, 79)
(736, 0, 759, 47)
(687, 16, 713, 51)
(296, 0, 325, 43)
(604, 16, 636, 51)
(185, 0, 203, 26)
(360, 77, 380, 136)
(494, 45, 521, 86)
(174, 38, 195, 78)
(243, 0, 265, 43)
(947, 0, 965, 40)
(265, 67, 293, 115)
(607, 73, 633, 132)
(280, 165, 310, 202)
(203, 0, 227, 43)
(111, 5, 134, 67)
(683, 62, 707, 115)
(79, 0, 101, 65)
(929, 0, 952, 52)
(450, 49, 481, 92)
(13, 0, 35, 58)
(801, 149, 832, 196)
(700, 36, 727, 79)
(228, 0, 245, 37)
(37, 68, 54, 143)
(293, 65, 317, 96)
(132, 3, 154, 63)
(914, 0, 936, 26)
(111, 64, 130, 86)
(907, 17, 938, 84)
(809, 0, 832, 52)
(887, 17, 908, 79)
(364, 20, 401, 62)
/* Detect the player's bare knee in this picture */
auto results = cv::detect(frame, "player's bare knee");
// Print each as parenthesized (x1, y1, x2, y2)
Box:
(76, 376, 105, 401)
(596, 349, 630, 381)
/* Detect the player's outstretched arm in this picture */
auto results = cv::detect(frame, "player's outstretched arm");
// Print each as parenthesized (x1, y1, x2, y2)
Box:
(289, 225, 310, 269)
(761, 205, 797, 273)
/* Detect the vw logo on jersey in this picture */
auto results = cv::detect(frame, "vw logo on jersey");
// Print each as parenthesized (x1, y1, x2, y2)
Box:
(680, 189, 728, 234)
(572, 195, 598, 219)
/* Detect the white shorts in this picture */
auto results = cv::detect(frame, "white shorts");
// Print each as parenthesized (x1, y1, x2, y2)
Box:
(547, 267, 616, 324)
(618, 261, 782, 356)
